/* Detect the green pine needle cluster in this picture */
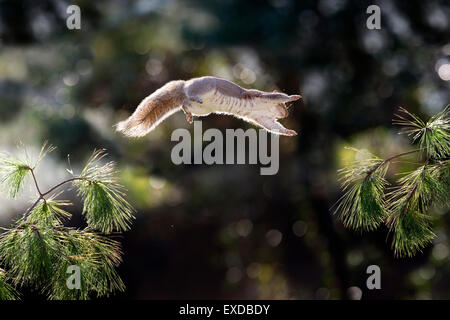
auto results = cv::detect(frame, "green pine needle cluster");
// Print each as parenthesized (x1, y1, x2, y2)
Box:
(74, 150, 134, 234)
(335, 106, 450, 257)
(0, 144, 135, 300)
(394, 106, 450, 159)
(335, 149, 389, 231)
(0, 268, 19, 300)
(0, 142, 56, 198)
(48, 228, 124, 300)
(0, 155, 30, 198)
(26, 198, 72, 227)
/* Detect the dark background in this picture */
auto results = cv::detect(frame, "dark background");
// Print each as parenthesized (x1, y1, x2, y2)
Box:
(0, 0, 449, 299)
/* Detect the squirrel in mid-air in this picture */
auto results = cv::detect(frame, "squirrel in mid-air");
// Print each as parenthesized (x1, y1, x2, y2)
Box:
(116, 76, 302, 137)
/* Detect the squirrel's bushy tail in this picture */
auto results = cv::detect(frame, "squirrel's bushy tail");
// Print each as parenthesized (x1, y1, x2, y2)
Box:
(115, 104, 181, 137)
(116, 81, 185, 137)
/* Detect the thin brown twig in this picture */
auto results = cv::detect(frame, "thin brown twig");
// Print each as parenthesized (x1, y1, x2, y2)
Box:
(22, 177, 88, 222)
(29, 168, 43, 197)
(363, 149, 422, 184)
(42, 177, 87, 197)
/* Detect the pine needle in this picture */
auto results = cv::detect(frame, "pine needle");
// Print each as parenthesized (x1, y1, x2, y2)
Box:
(388, 210, 435, 257)
(74, 150, 135, 234)
(335, 149, 389, 231)
(0, 269, 20, 300)
(394, 105, 450, 159)
(0, 154, 30, 198)
(25, 198, 72, 227)
(0, 225, 61, 287)
(47, 228, 125, 300)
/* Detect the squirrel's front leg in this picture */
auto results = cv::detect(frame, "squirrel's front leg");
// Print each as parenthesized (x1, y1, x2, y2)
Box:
(181, 105, 193, 123)
(181, 99, 195, 124)
(181, 95, 203, 123)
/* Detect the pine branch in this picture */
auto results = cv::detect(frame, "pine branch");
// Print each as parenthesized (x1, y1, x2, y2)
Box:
(335, 106, 450, 257)
(0, 144, 135, 300)
(334, 148, 420, 231)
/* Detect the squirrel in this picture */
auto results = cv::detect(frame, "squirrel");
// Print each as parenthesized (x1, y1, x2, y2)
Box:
(116, 76, 301, 137)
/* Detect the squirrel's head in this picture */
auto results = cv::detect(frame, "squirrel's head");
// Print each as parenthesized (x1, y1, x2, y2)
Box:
(257, 93, 301, 119)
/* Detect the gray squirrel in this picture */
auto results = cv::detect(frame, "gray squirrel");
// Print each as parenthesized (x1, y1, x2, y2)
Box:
(116, 76, 301, 137)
